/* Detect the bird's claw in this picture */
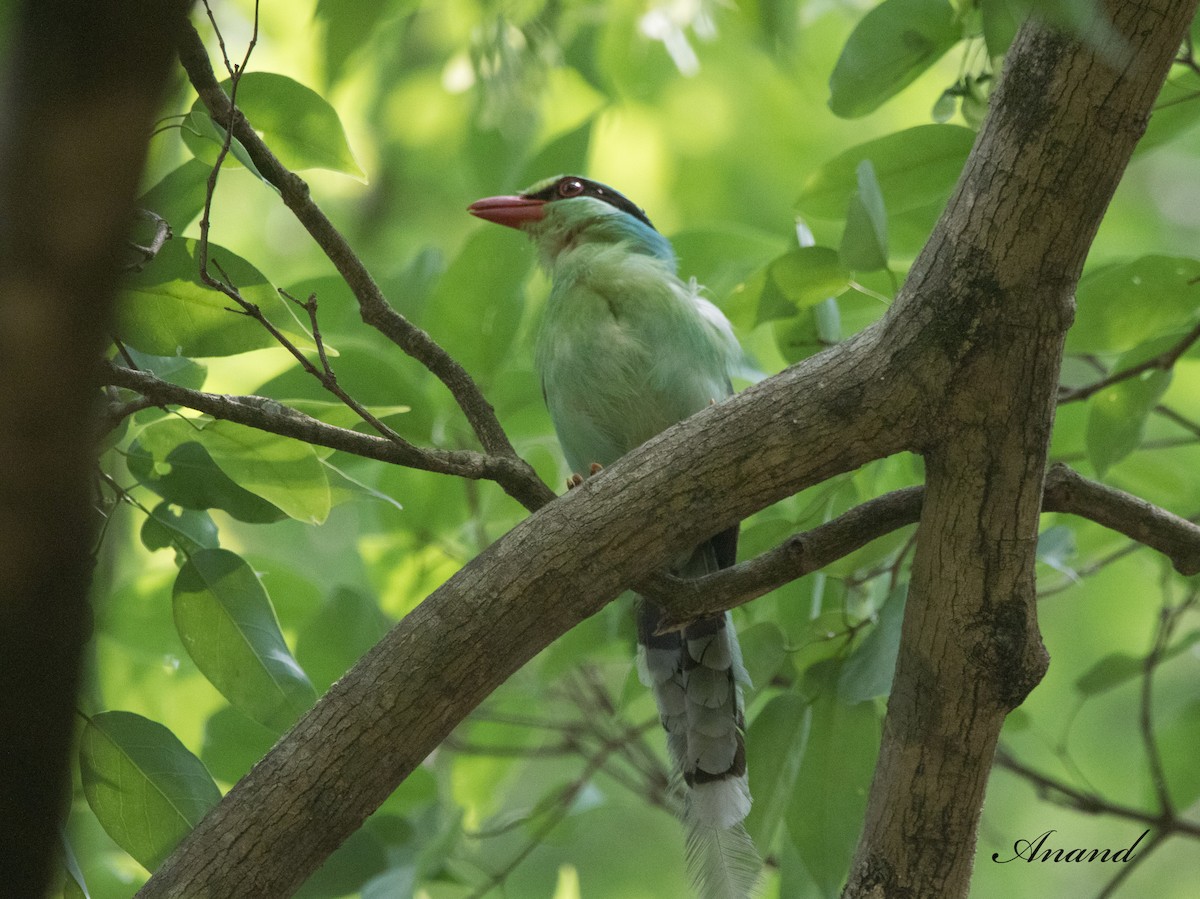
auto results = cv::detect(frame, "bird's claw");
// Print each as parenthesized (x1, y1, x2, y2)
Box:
(566, 462, 604, 491)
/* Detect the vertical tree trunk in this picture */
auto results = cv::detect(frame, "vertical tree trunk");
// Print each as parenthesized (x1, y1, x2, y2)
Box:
(843, 2, 1199, 896)
(0, 2, 188, 894)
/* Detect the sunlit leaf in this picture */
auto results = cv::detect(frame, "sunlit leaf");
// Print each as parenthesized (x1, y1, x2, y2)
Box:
(179, 108, 268, 180)
(117, 237, 290, 357)
(185, 72, 365, 179)
(195, 420, 332, 524)
(1068, 255, 1200, 354)
(127, 434, 287, 524)
(79, 711, 222, 871)
(173, 548, 317, 733)
(829, 0, 961, 118)
(799, 125, 974, 219)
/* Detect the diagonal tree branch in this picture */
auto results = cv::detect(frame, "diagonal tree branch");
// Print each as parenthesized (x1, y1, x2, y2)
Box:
(1058, 317, 1200, 404)
(171, 15, 533, 484)
(132, 3, 1199, 898)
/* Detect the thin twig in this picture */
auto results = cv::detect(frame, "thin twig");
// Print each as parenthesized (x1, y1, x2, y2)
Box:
(993, 750, 1200, 839)
(1058, 318, 1200, 404)
(173, 14, 527, 468)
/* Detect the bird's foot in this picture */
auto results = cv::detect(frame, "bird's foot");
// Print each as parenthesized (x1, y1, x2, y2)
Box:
(565, 463, 604, 491)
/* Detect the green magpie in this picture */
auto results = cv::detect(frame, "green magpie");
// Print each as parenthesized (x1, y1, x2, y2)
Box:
(469, 176, 759, 898)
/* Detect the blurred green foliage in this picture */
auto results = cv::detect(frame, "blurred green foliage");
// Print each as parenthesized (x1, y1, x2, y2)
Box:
(73, 0, 1200, 897)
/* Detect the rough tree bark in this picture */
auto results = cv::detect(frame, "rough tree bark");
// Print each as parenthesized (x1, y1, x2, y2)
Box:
(129, 2, 1199, 897)
(0, 2, 190, 896)
(843, 2, 1199, 895)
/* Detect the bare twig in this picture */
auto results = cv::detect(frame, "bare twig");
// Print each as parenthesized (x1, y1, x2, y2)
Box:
(1141, 589, 1198, 818)
(101, 361, 541, 500)
(993, 750, 1200, 839)
(1058, 318, 1200, 404)
(172, 14, 522, 465)
(123, 208, 172, 271)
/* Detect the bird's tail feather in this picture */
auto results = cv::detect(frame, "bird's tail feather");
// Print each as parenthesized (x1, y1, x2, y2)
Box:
(636, 534, 760, 898)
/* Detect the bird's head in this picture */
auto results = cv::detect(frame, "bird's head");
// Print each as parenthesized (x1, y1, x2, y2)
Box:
(468, 175, 675, 269)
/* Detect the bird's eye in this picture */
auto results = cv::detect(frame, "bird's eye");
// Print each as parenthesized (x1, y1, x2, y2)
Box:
(558, 179, 585, 198)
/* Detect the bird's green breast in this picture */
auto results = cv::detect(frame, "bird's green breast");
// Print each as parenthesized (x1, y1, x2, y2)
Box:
(535, 243, 732, 474)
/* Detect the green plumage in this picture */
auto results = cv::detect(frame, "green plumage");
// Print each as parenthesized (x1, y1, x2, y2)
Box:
(469, 176, 760, 899)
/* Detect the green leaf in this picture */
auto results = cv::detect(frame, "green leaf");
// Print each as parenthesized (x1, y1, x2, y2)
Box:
(671, 224, 786, 309)
(117, 237, 289, 357)
(799, 125, 974, 220)
(79, 711, 222, 871)
(295, 587, 391, 693)
(980, 0, 1021, 57)
(317, 0, 418, 86)
(1068, 255, 1200, 354)
(839, 159, 889, 271)
(295, 829, 389, 899)
(1157, 699, 1200, 810)
(173, 548, 318, 733)
(179, 109, 268, 181)
(787, 661, 880, 895)
(1074, 630, 1200, 695)
(1140, 71, 1200, 153)
(200, 705, 278, 785)
(186, 72, 364, 179)
(838, 584, 907, 703)
(1085, 365, 1171, 476)
(769, 248, 852, 320)
(829, 0, 961, 118)
(127, 436, 287, 524)
(140, 502, 220, 555)
(121, 348, 208, 392)
(138, 158, 213, 233)
(745, 692, 811, 851)
(738, 620, 790, 690)
(195, 420, 332, 524)
(424, 228, 531, 384)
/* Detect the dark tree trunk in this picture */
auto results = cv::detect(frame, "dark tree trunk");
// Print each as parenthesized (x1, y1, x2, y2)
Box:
(0, 2, 188, 895)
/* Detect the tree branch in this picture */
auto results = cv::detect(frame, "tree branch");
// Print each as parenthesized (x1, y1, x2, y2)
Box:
(993, 750, 1200, 840)
(102, 361, 540, 496)
(644, 463, 1200, 628)
(844, 4, 1199, 897)
(171, 15, 527, 474)
(1058, 317, 1200, 403)
(1042, 463, 1200, 575)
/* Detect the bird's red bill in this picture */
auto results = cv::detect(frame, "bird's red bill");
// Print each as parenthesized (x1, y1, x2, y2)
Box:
(467, 195, 547, 229)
